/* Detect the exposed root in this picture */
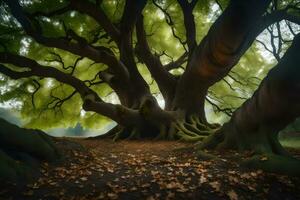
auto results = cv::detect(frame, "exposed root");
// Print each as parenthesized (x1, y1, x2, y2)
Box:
(112, 128, 125, 141)
(268, 133, 291, 156)
(190, 116, 220, 131)
(87, 125, 143, 141)
(177, 131, 207, 142)
(174, 115, 220, 142)
(0, 118, 60, 183)
(195, 122, 300, 176)
(241, 153, 300, 176)
(86, 115, 221, 141)
(0, 149, 38, 183)
(87, 125, 122, 140)
(175, 122, 201, 137)
(195, 130, 225, 150)
(154, 125, 168, 140)
(127, 128, 141, 140)
(196, 150, 217, 160)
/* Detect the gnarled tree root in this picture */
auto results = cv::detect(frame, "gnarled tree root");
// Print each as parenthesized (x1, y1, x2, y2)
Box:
(87, 114, 220, 142)
(241, 154, 300, 176)
(87, 125, 123, 140)
(196, 126, 300, 176)
(0, 149, 34, 183)
(0, 118, 60, 183)
(195, 129, 225, 149)
(173, 115, 220, 142)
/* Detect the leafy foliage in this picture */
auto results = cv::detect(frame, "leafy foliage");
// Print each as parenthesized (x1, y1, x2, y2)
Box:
(0, 0, 298, 131)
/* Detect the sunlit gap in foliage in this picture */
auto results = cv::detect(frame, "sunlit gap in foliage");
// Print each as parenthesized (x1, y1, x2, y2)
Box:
(19, 38, 31, 56)
(256, 21, 300, 64)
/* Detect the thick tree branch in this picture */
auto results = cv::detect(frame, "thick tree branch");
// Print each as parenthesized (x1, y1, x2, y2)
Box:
(0, 53, 139, 126)
(269, 8, 300, 25)
(164, 52, 188, 71)
(136, 15, 176, 103)
(200, 35, 300, 158)
(68, 0, 120, 43)
(118, 0, 151, 103)
(0, 64, 34, 79)
(196, 0, 272, 83)
(177, 0, 197, 54)
(4, 0, 129, 83)
(252, 9, 300, 41)
(30, 4, 72, 18)
(173, 0, 272, 116)
(0, 53, 95, 97)
(28, 0, 156, 104)
(219, 34, 300, 150)
(84, 102, 142, 127)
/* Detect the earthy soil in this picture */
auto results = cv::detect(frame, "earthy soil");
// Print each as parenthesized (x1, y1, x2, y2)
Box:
(1, 138, 300, 200)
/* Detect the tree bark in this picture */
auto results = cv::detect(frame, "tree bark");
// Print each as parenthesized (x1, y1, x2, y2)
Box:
(2, 0, 299, 144)
(199, 34, 300, 175)
(136, 15, 177, 109)
(172, 0, 271, 119)
(198, 34, 300, 176)
(0, 118, 60, 182)
(207, 34, 300, 152)
(118, 0, 152, 108)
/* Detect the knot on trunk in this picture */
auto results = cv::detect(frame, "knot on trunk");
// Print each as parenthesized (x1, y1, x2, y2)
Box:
(82, 93, 98, 111)
(139, 95, 159, 118)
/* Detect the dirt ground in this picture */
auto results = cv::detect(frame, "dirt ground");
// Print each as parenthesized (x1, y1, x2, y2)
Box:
(1, 138, 300, 200)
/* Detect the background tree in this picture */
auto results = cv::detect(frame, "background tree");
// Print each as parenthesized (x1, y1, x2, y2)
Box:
(0, 0, 299, 175)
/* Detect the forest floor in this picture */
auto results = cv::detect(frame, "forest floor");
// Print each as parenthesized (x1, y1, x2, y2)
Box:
(1, 138, 300, 200)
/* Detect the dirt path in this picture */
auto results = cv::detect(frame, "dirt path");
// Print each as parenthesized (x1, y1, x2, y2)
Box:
(1, 138, 300, 200)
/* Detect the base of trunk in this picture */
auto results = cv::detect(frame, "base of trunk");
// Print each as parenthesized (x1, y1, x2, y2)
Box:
(198, 122, 288, 154)
(91, 115, 220, 142)
(242, 154, 300, 176)
(96, 125, 163, 141)
(197, 122, 300, 176)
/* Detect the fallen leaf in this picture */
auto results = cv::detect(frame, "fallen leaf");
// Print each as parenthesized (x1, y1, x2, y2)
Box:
(199, 175, 207, 184)
(107, 193, 118, 199)
(146, 196, 155, 200)
(260, 156, 268, 161)
(80, 177, 88, 182)
(227, 189, 238, 200)
(209, 181, 221, 192)
(23, 190, 34, 196)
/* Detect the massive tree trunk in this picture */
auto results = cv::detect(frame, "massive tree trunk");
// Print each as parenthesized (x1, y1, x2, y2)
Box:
(199, 34, 300, 175)
(0, 118, 60, 183)
(1, 0, 299, 146)
(172, 0, 271, 120)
